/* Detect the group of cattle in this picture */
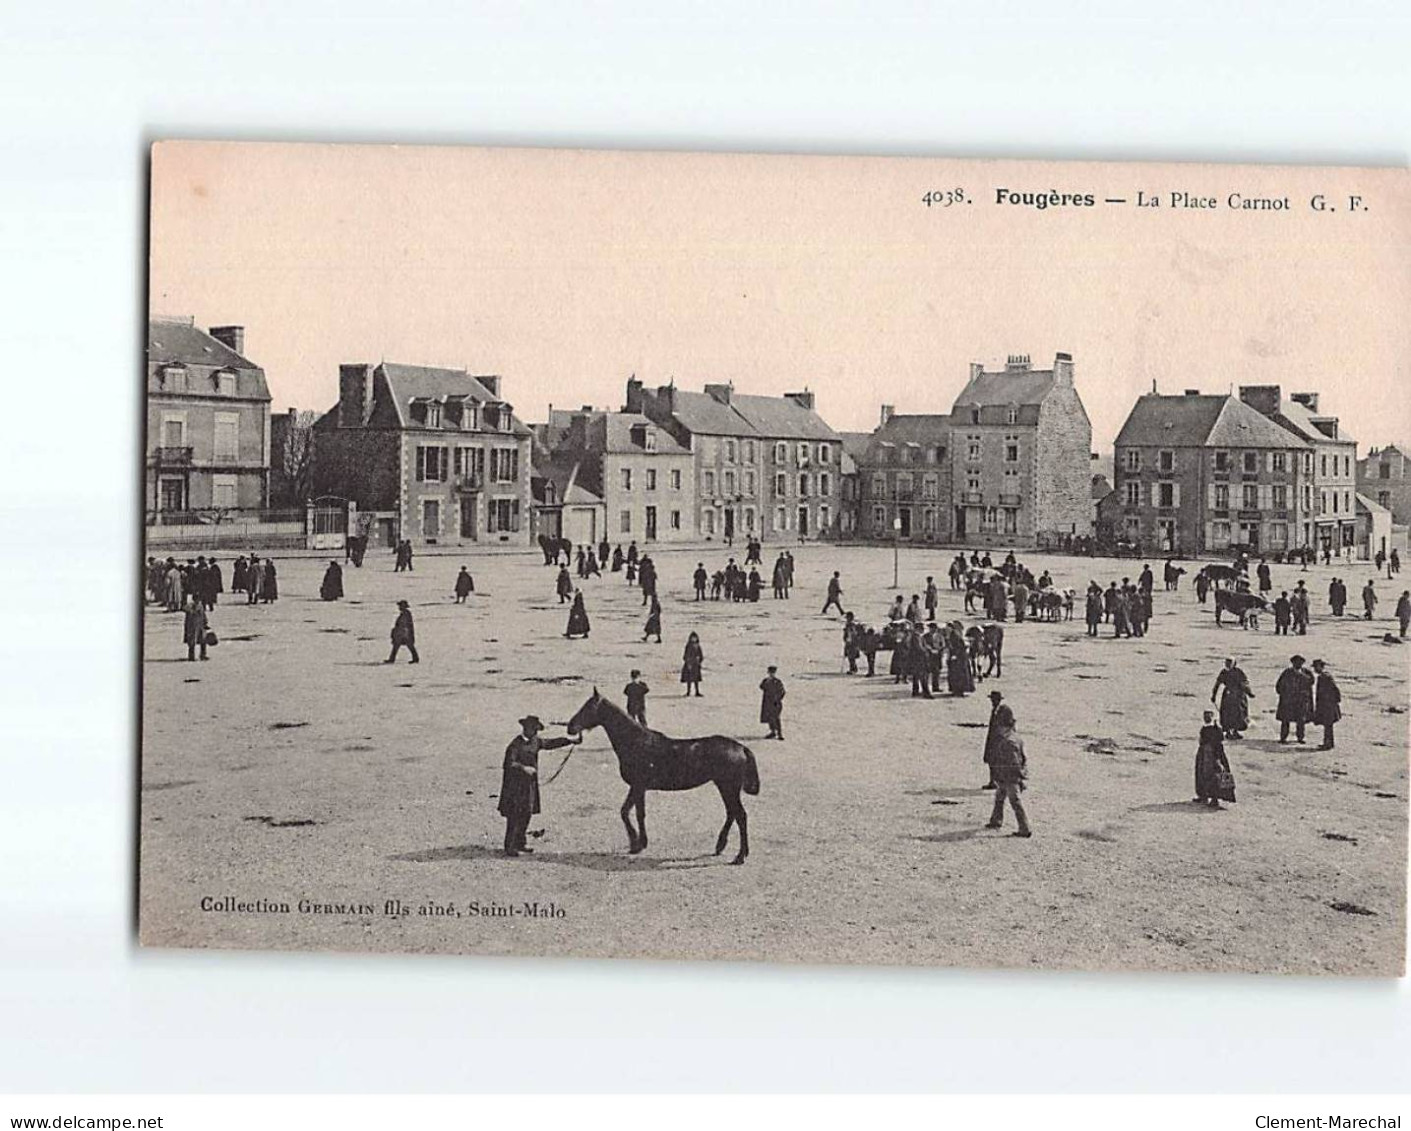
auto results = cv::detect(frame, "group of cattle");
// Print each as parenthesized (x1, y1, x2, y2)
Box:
(962, 569, 1077, 623)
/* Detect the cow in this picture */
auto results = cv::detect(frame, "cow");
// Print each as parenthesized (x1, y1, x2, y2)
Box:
(966, 622, 1004, 679)
(1214, 589, 1266, 629)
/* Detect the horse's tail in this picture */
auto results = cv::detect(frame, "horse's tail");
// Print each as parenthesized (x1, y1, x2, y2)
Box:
(740, 746, 761, 795)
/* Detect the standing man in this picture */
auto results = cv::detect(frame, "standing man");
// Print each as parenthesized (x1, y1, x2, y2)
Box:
(1291, 580, 1310, 635)
(693, 562, 708, 601)
(1084, 582, 1103, 638)
(1311, 659, 1341, 751)
(842, 612, 861, 674)
(1363, 578, 1379, 620)
(924, 576, 939, 622)
(555, 564, 573, 604)
(983, 704, 1031, 837)
(1275, 654, 1314, 744)
(821, 571, 845, 616)
(454, 566, 475, 603)
(1257, 558, 1272, 597)
(759, 665, 786, 740)
(981, 689, 1004, 790)
(498, 715, 579, 857)
(182, 594, 209, 662)
(1272, 591, 1292, 636)
(386, 600, 419, 664)
(624, 669, 650, 726)
(1397, 590, 1411, 639)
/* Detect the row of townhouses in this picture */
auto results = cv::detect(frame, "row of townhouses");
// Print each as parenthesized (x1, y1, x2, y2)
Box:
(146, 318, 1407, 558)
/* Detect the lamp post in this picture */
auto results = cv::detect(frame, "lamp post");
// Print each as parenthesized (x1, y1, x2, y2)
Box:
(893, 515, 902, 589)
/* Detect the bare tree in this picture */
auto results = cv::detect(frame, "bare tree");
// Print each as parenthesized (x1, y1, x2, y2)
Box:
(272, 410, 318, 508)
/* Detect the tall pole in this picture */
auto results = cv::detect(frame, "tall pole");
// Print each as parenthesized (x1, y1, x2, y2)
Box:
(893, 515, 901, 589)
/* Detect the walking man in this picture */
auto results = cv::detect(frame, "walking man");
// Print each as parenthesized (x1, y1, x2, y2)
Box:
(386, 600, 419, 664)
(821, 571, 845, 616)
(981, 689, 1003, 790)
(983, 704, 1031, 837)
(1363, 579, 1379, 620)
(759, 665, 786, 740)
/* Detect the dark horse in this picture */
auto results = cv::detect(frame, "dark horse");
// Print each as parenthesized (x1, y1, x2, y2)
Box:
(565, 689, 760, 864)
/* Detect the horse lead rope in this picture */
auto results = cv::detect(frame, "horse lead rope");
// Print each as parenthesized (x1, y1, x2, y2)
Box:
(542, 722, 580, 785)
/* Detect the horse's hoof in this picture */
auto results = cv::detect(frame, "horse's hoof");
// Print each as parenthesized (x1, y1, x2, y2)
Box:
(730, 855, 747, 865)
(629, 843, 645, 855)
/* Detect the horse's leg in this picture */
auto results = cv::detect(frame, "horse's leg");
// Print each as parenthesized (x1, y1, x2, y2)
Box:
(620, 789, 639, 852)
(714, 781, 737, 856)
(633, 788, 648, 854)
(731, 794, 749, 864)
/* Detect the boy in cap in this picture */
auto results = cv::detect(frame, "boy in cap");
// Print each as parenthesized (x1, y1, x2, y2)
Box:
(386, 600, 418, 663)
(624, 670, 650, 726)
(498, 715, 579, 856)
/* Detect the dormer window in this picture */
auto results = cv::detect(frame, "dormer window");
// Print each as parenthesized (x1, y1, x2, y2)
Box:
(216, 370, 237, 396)
(426, 403, 442, 428)
(970, 408, 980, 425)
(462, 405, 478, 431)
(1006, 405, 1018, 425)
(644, 429, 657, 452)
(162, 365, 187, 392)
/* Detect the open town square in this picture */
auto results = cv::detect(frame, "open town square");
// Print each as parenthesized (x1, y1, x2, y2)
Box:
(140, 540, 1408, 974)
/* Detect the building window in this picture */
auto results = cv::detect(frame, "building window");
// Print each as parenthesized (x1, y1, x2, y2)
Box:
(160, 413, 186, 448)
(1214, 484, 1230, 510)
(798, 473, 809, 498)
(744, 507, 756, 532)
(670, 468, 682, 490)
(1378, 490, 1391, 508)
(162, 365, 187, 392)
(819, 472, 831, 496)
(981, 506, 999, 533)
(643, 429, 657, 452)
(422, 499, 441, 539)
(1125, 481, 1141, 506)
(1005, 436, 1020, 462)
(487, 498, 520, 533)
(1242, 483, 1259, 509)
(1214, 450, 1229, 472)
(454, 447, 484, 481)
(702, 470, 715, 496)
(490, 449, 518, 483)
(872, 506, 886, 533)
(725, 440, 737, 463)
(723, 470, 736, 496)
(461, 405, 478, 431)
(819, 504, 830, 529)
(966, 476, 980, 493)
(1158, 482, 1175, 507)
(922, 474, 938, 500)
(1212, 521, 1232, 549)
(216, 371, 237, 396)
(1243, 451, 1258, 473)
(1269, 522, 1288, 549)
(1124, 450, 1141, 472)
(1002, 508, 1018, 535)
(798, 442, 810, 466)
(1125, 516, 1141, 539)
(780, 472, 793, 496)
(1271, 451, 1287, 473)
(1344, 490, 1351, 513)
(895, 473, 913, 500)
(416, 446, 448, 482)
(213, 413, 240, 462)
(868, 473, 883, 498)
(1159, 450, 1174, 472)
(621, 468, 633, 491)
(1320, 490, 1328, 514)
(1006, 405, 1018, 425)
(1331, 492, 1339, 514)
(1343, 456, 1350, 477)
(968, 439, 982, 462)
(670, 509, 681, 531)
(776, 506, 787, 531)
(775, 442, 788, 464)
(211, 474, 237, 509)
(819, 445, 831, 464)
(1272, 485, 1288, 510)
(744, 471, 756, 496)
(703, 510, 716, 536)
(1302, 485, 1312, 509)
(620, 509, 631, 534)
(900, 447, 913, 465)
(646, 468, 657, 491)
(970, 408, 980, 425)
(743, 440, 755, 463)
(426, 403, 442, 428)
(1319, 454, 1328, 476)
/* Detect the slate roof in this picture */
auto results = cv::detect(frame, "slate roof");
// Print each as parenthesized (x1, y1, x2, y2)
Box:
(663, 389, 839, 440)
(1356, 492, 1391, 516)
(951, 368, 1055, 409)
(861, 414, 950, 464)
(533, 458, 604, 506)
(148, 317, 271, 400)
(1274, 397, 1356, 446)
(663, 390, 759, 437)
(1115, 393, 1307, 450)
(839, 431, 873, 464)
(598, 412, 690, 455)
(376, 363, 531, 436)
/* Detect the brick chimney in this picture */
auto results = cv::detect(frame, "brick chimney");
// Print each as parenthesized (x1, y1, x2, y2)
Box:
(209, 325, 245, 355)
(625, 376, 644, 413)
(786, 389, 815, 411)
(704, 382, 733, 405)
(1290, 392, 1320, 413)
(338, 364, 375, 428)
(1052, 351, 1074, 386)
(880, 404, 895, 427)
(656, 383, 676, 414)
(479, 375, 502, 398)
(969, 362, 984, 383)
(1238, 385, 1282, 416)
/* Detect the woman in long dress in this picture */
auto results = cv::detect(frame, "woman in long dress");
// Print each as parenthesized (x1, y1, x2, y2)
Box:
(945, 623, 975, 697)
(681, 631, 704, 696)
(1194, 710, 1234, 808)
(1211, 658, 1253, 739)
(643, 594, 662, 643)
(565, 591, 591, 639)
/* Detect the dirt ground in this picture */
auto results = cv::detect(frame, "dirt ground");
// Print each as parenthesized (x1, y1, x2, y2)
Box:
(138, 543, 1409, 975)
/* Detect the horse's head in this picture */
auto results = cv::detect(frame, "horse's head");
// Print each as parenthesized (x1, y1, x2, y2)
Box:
(565, 688, 603, 737)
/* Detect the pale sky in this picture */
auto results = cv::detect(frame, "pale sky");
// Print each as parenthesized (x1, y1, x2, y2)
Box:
(149, 142, 1410, 452)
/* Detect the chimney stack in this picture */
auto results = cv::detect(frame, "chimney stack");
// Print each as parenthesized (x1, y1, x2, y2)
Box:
(786, 389, 815, 412)
(1005, 354, 1031, 371)
(1237, 385, 1282, 417)
(479, 375, 502, 398)
(704, 382, 733, 405)
(338, 364, 375, 428)
(1291, 392, 1320, 413)
(969, 362, 984, 383)
(1184, 389, 1200, 396)
(1052, 351, 1074, 386)
(209, 325, 245, 355)
(625, 376, 644, 413)
(879, 404, 895, 427)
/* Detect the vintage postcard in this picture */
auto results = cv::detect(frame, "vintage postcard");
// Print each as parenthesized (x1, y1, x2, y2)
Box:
(141, 142, 1409, 974)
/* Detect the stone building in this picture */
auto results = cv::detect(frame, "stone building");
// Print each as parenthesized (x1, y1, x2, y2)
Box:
(1359, 444, 1411, 527)
(949, 353, 1091, 547)
(626, 379, 843, 542)
(1238, 386, 1359, 559)
(836, 431, 872, 539)
(311, 362, 533, 549)
(855, 406, 952, 542)
(535, 408, 695, 546)
(1112, 391, 1309, 556)
(146, 317, 272, 519)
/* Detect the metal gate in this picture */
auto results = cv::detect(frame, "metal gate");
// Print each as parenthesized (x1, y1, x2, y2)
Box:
(308, 499, 348, 551)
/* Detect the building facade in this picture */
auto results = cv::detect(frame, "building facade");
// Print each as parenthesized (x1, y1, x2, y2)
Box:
(855, 407, 952, 542)
(626, 379, 843, 542)
(949, 353, 1092, 546)
(1112, 391, 1310, 556)
(1239, 386, 1358, 558)
(1359, 444, 1411, 527)
(537, 409, 696, 545)
(146, 318, 272, 519)
(311, 362, 533, 548)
